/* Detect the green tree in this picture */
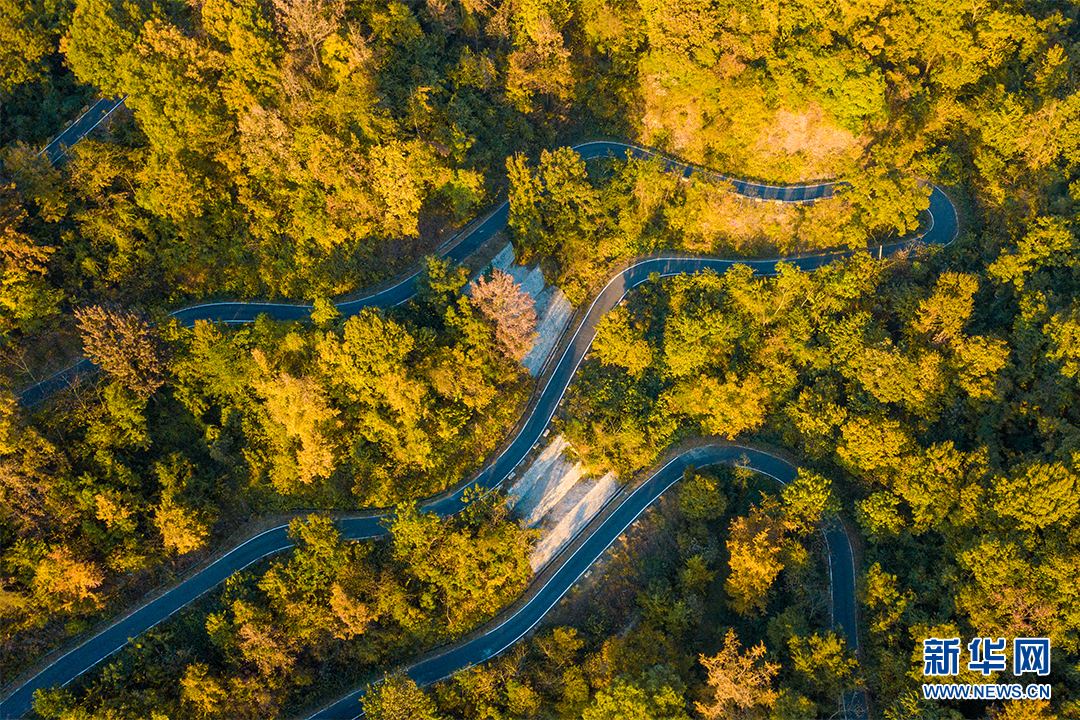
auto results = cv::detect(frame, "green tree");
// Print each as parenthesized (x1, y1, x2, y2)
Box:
(63, 0, 144, 94)
(0, 0, 55, 92)
(582, 666, 689, 720)
(318, 310, 432, 471)
(989, 217, 1079, 291)
(788, 631, 861, 701)
(856, 492, 905, 538)
(388, 495, 535, 635)
(153, 455, 214, 555)
(202, 0, 282, 113)
(677, 466, 727, 523)
(666, 372, 771, 439)
(593, 306, 652, 375)
(781, 470, 839, 534)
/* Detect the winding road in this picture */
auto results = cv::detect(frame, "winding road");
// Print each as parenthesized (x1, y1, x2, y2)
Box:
(2, 139, 959, 719)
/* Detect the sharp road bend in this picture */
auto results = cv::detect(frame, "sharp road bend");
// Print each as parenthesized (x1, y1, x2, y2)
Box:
(2, 137, 959, 719)
(305, 445, 856, 720)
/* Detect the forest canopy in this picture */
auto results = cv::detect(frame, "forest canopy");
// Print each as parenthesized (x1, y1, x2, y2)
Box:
(3, 0, 1080, 718)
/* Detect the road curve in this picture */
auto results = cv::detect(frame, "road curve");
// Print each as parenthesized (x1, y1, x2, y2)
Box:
(2, 143, 958, 719)
(19, 139, 902, 405)
(307, 445, 854, 720)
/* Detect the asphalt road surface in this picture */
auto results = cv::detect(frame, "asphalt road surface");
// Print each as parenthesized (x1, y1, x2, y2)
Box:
(18, 140, 955, 406)
(307, 445, 855, 720)
(2, 141, 958, 719)
(38, 96, 127, 166)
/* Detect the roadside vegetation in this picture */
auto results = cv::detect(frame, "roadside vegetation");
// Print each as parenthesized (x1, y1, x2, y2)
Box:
(34, 495, 537, 719)
(1, 261, 532, 681)
(3, 0, 1080, 718)
(366, 465, 855, 719)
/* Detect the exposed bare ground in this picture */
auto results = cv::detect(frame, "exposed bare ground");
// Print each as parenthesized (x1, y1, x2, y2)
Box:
(506, 434, 620, 572)
(747, 105, 867, 182)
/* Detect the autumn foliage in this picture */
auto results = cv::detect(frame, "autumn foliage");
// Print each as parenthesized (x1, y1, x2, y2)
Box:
(468, 268, 538, 361)
(75, 304, 168, 398)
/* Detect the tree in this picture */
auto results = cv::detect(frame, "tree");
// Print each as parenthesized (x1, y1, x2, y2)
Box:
(310, 297, 340, 327)
(781, 470, 839, 534)
(0, 0, 55, 92)
(593, 305, 652, 375)
(505, 0, 573, 113)
(63, 0, 144, 94)
(154, 499, 212, 555)
(318, 310, 433, 472)
(32, 547, 105, 613)
(666, 372, 771, 439)
(835, 414, 914, 480)
(989, 217, 1079, 291)
(582, 669, 689, 720)
(180, 663, 229, 719)
(677, 466, 727, 523)
(75, 304, 168, 398)
(993, 458, 1080, 531)
(0, 182, 61, 337)
(953, 335, 1008, 400)
(788, 631, 861, 701)
(363, 673, 440, 720)
(534, 626, 583, 669)
(697, 629, 779, 720)
(468, 268, 538, 360)
(856, 492, 905, 538)
(201, 0, 282, 112)
(0, 390, 64, 534)
(254, 516, 364, 645)
(770, 689, 817, 720)
(272, 0, 344, 66)
(253, 364, 341, 490)
(911, 272, 979, 346)
(153, 454, 214, 555)
(725, 504, 785, 615)
(388, 495, 535, 634)
(506, 153, 546, 259)
(840, 158, 930, 240)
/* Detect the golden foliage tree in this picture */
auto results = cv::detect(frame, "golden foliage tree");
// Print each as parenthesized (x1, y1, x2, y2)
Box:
(33, 547, 105, 613)
(363, 673, 441, 720)
(696, 628, 779, 719)
(75, 304, 168, 398)
(725, 504, 785, 615)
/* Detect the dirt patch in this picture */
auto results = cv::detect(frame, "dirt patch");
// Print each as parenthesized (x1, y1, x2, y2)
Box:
(507, 435, 587, 526)
(748, 104, 868, 182)
(529, 472, 619, 571)
(506, 434, 621, 572)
